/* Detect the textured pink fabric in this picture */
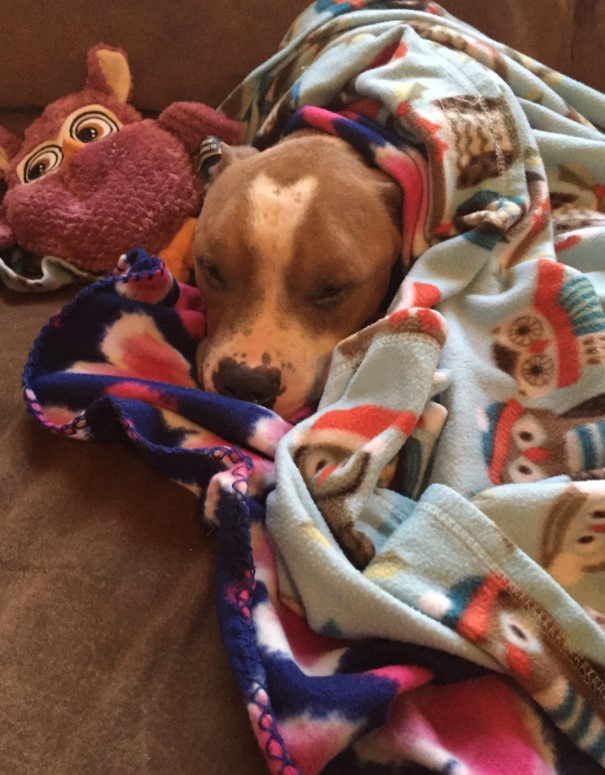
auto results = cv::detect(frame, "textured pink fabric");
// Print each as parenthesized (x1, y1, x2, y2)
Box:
(158, 101, 244, 153)
(84, 43, 134, 99)
(4, 90, 142, 187)
(0, 44, 243, 275)
(3, 120, 202, 272)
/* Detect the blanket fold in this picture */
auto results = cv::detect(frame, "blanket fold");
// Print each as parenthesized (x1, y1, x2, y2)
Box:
(23, 1, 605, 773)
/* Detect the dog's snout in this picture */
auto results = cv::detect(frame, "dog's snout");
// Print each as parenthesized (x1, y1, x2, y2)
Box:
(212, 357, 283, 409)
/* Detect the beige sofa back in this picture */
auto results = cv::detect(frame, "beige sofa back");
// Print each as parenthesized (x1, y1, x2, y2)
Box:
(0, 0, 603, 136)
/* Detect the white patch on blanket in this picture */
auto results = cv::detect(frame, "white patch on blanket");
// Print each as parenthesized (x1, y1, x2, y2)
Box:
(253, 599, 347, 676)
(417, 589, 453, 619)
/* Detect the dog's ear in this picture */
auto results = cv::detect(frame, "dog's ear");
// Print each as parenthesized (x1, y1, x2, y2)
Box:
(219, 142, 259, 165)
(372, 172, 403, 231)
(204, 142, 259, 187)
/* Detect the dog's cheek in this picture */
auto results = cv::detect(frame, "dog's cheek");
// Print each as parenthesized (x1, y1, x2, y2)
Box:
(273, 351, 332, 419)
(194, 307, 239, 391)
(195, 339, 213, 391)
(307, 352, 333, 400)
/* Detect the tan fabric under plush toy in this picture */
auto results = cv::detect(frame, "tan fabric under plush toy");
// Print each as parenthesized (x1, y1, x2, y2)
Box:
(0, 44, 243, 291)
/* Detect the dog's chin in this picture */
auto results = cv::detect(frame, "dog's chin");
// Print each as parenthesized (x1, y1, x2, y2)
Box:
(272, 392, 315, 422)
(272, 354, 332, 420)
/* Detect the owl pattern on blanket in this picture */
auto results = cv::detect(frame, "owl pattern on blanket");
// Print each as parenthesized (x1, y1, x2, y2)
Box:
(481, 257, 605, 486)
(432, 95, 520, 190)
(291, 308, 447, 569)
(404, 92, 522, 238)
(491, 260, 605, 397)
(549, 163, 605, 250)
(419, 573, 605, 758)
(552, 164, 605, 214)
(293, 403, 420, 569)
(542, 482, 605, 589)
(411, 20, 508, 79)
(481, 393, 605, 485)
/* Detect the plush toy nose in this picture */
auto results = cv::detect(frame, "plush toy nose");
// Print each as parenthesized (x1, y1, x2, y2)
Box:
(213, 357, 282, 409)
(62, 136, 84, 163)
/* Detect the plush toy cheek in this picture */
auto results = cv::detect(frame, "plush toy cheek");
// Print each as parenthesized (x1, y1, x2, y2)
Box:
(0, 214, 15, 250)
(3, 122, 202, 273)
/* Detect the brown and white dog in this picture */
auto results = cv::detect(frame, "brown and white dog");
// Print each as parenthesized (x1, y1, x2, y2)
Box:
(193, 131, 403, 419)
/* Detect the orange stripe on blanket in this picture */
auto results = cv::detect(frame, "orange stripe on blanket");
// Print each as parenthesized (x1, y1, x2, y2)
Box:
(312, 405, 417, 439)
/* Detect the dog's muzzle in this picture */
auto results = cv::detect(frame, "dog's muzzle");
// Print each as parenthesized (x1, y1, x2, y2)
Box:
(212, 357, 284, 409)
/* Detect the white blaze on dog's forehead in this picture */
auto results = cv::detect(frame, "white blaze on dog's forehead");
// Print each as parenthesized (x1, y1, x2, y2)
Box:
(248, 172, 317, 265)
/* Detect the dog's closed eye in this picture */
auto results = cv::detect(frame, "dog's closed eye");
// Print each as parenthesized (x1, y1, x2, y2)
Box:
(197, 258, 226, 291)
(310, 281, 353, 309)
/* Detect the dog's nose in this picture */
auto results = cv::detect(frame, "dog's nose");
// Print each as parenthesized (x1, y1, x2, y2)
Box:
(212, 357, 282, 409)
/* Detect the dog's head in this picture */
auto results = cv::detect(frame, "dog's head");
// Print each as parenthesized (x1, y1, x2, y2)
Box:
(194, 132, 402, 419)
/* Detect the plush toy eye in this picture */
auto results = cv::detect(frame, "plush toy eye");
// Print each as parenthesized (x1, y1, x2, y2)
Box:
(69, 111, 120, 144)
(23, 146, 63, 183)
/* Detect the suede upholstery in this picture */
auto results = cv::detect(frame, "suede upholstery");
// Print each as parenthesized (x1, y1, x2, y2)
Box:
(0, 2, 603, 773)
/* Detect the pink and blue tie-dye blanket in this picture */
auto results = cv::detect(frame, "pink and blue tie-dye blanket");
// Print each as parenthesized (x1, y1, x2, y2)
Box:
(23, 0, 605, 773)
(24, 249, 605, 775)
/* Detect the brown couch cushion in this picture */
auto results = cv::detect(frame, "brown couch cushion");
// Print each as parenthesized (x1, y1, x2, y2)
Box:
(0, 286, 268, 775)
(446, 0, 605, 92)
(572, 0, 605, 92)
(0, 1, 602, 138)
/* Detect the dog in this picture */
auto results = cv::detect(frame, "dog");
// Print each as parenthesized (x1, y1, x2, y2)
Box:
(193, 130, 403, 420)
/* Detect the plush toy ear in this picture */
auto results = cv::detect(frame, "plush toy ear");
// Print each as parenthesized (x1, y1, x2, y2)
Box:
(85, 43, 132, 103)
(0, 125, 21, 180)
(157, 102, 244, 154)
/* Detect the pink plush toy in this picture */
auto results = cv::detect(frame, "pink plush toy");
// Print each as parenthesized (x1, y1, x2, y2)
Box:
(0, 44, 243, 290)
